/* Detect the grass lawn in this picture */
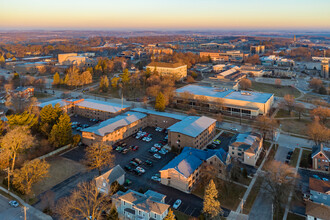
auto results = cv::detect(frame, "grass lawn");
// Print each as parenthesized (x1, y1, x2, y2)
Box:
(299, 149, 312, 168)
(34, 91, 53, 99)
(287, 212, 305, 220)
(280, 119, 311, 136)
(192, 179, 246, 211)
(243, 177, 263, 214)
(32, 156, 86, 196)
(275, 109, 298, 118)
(251, 81, 301, 98)
(289, 148, 300, 167)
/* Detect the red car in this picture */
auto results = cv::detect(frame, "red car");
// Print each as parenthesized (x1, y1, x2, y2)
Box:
(132, 146, 139, 151)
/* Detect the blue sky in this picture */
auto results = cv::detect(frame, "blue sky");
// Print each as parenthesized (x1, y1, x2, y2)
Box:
(1, 0, 330, 30)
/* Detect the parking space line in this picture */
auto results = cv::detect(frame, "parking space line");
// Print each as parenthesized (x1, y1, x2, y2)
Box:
(183, 205, 190, 214)
(190, 208, 196, 216)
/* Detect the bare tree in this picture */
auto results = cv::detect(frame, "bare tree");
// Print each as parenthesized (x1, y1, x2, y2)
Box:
(311, 106, 330, 124)
(262, 161, 298, 220)
(239, 78, 252, 90)
(294, 103, 305, 120)
(254, 115, 278, 141)
(84, 143, 115, 175)
(281, 94, 296, 114)
(55, 181, 111, 220)
(13, 159, 49, 195)
(307, 118, 330, 145)
(275, 79, 282, 88)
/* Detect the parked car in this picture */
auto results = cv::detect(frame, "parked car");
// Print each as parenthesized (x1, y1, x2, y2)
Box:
(213, 139, 221, 145)
(133, 169, 142, 176)
(151, 175, 161, 182)
(173, 199, 182, 209)
(153, 154, 161, 159)
(150, 147, 158, 153)
(121, 143, 127, 147)
(129, 161, 138, 167)
(124, 165, 133, 172)
(132, 158, 143, 165)
(9, 200, 19, 208)
(131, 145, 139, 151)
(158, 149, 167, 155)
(288, 151, 293, 155)
(207, 144, 217, 149)
(322, 178, 329, 182)
(286, 155, 291, 160)
(136, 166, 145, 173)
(145, 160, 153, 166)
(313, 175, 321, 180)
(116, 146, 123, 153)
(231, 128, 238, 132)
(122, 149, 129, 154)
(154, 143, 162, 148)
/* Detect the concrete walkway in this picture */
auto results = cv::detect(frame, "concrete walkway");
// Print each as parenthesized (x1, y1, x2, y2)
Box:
(235, 143, 274, 214)
(282, 148, 303, 220)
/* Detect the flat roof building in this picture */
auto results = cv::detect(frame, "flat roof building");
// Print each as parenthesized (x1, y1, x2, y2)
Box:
(146, 62, 187, 80)
(175, 85, 274, 117)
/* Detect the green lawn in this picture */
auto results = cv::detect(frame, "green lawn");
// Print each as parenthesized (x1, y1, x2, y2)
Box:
(289, 148, 300, 167)
(243, 177, 263, 214)
(192, 179, 246, 211)
(299, 149, 312, 168)
(252, 82, 301, 98)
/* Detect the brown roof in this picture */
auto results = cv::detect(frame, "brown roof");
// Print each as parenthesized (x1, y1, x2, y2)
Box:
(309, 178, 330, 193)
(147, 62, 186, 68)
(305, 201, 330, 219)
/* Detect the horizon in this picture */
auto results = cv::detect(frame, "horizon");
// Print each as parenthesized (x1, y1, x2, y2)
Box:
(1, 0, 330, 30)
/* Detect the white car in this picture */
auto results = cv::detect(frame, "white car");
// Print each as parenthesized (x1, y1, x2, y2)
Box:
(323, 178, 329, 182)
(173, 199, 182, 209)
(150, 147, 158, 153)
(9, 200, 19, 208)
(145, 137, 152, 142)
(135, 135, 141, 139)
(136, 167, 145, 173)
(151, 175, 161, 182)
(158, 149, 167, 155)
(154, 143, 161, 148)
(153, 154, 161, 159)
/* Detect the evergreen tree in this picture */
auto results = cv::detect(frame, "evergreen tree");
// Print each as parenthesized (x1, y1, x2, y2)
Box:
(164, 209, 176, 220)
(155, 92, 166, 112)
(203, 179, 221, 219)
(7, 111, 38, 129)
(100, 75, 109, 92)
(53, 72, 61, 86)
(49, 113, 72, 147)
(0, 54, 5, 67)
(120, 69, 131, 85)
(40, 104, 63, 128)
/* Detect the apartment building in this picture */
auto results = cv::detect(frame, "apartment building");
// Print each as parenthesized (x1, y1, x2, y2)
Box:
(250, 45, 265, 54)
(200, 51, 248, 62)
(175, 85, 274, 117)
(167, 116, 216, 150)
(81, 111, 147, 146)
(160, 147, 229, 193)
(228, 132, 263, 167)
(312, 144, 330, 172)
(111, 190, 170, 220)
(146, 62, 187, 80)
(309, 177, 330, 206)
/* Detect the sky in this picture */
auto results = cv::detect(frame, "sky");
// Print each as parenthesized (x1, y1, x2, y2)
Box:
(1, 0, 330, 30)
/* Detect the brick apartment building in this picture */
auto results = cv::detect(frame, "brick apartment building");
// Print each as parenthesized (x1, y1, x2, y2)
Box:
(312, 144, 330, 172)
(146, 62, 187, 80)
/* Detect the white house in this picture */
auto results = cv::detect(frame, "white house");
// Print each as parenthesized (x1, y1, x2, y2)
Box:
(95, 165, 125, 194)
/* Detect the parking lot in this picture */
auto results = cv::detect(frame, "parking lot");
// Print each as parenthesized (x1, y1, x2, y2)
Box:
(70, 115, 100, 135)
(274, 145, 293, 163)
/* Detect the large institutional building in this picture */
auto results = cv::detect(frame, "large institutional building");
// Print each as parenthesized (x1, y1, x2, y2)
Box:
(174, 85, 274, 117)
(146, 62, 187, 80)
(160, 147, 229, 193)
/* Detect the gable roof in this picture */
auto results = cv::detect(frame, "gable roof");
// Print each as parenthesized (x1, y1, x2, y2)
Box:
(311, 144, 330, 160)
(114, 190, 169, 215)
(160, 147, 228, 178)
(230, 132, 262, 154)
(95, 165, 125, 186)
(309, 177, 330, 194)
(167, 116, 216, 138)
(305, 201, 330, 219)
(82, 111, 147, 136)
(132, 108, 186, 120)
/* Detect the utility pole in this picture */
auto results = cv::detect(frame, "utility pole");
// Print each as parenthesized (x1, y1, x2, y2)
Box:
(24, 206, 27, 220)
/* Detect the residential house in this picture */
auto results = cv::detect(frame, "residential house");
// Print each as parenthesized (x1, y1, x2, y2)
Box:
(111, 189, 170, 220)
(305, 201, 330, 220)
(309, 177, 330, 206)
(95, 165, 125, 194)
(228, 132, 263, 167)
(312, 144, 330, 172)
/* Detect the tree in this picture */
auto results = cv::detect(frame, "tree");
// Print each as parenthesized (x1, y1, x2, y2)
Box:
(55, 181, 111, 220)
(164, 209, 176, 220)
(275, 79, 281, 88)
(187, 109, 197, 116)
(155, 92, 166, 112)
(311, 106, 330, 124)
(13, 159, 49, 195)
(111, 77, 120, 89)
(203, 179, 221, 218)
(307, 118, 330, 145)
(49, 113, 72, 147)
(72, 134, 81, 147)
(196, 95, 208, 110)
(7, 111, 38, 129)
(282, 94, 296, 114)
(108, 206, 119, 220)
(186, 75, 195, 83)
(309, 78, 323, 91)
(84, 143, 115, 175)
(294, 103, 305, 120)
(100, 75, 109, 93)
(120, 69, 131, 86)
(263, 161, 297, 219)
(179, 91, 194, 106)
(40, 103, 63, 136)
(53, 72, 61, 86)
(254, 115, 278, 140)
(239, 78, 252, 90)
(0, 54, 5, 67)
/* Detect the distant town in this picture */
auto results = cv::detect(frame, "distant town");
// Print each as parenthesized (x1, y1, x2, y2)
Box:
(0, 30, 329, 220)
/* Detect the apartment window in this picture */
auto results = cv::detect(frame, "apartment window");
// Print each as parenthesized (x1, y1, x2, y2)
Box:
(232, 152, 234, 155)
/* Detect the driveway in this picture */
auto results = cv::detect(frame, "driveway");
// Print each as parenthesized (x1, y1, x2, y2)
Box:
(274, 146, 291, 162)
(248, 183, 273, 220)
